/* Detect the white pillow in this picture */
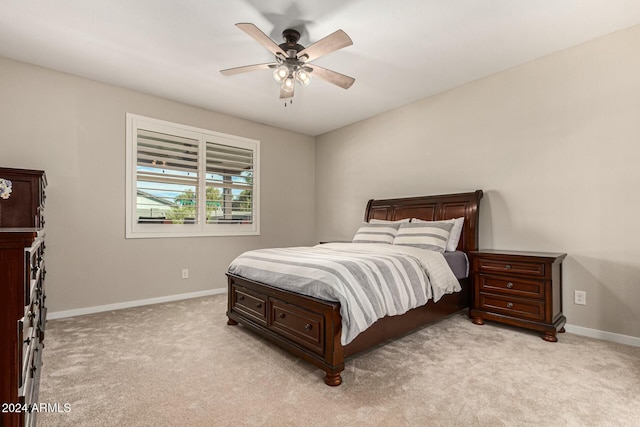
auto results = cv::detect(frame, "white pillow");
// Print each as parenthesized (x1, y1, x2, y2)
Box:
(412, 217, 464, 252)
(370, 218, 410, 224)
(393, 222, 453, 252)
(352, 222, 401, 244)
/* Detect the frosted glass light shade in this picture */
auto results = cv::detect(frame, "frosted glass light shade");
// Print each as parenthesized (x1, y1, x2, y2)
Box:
(282, 76, 295, 92)
(295, 69, 311, 86)
(273, 65, 289, 83)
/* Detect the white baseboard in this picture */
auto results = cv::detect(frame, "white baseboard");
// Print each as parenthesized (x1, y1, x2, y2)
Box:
(47, 288, 227, 320)
(565, 323, 640, 347)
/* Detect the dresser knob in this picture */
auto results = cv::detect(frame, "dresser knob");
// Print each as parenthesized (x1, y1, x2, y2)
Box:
(278, 313, 285, 319)
(305, 323, 312, 331)
(506, 282, 514, 289)
(506, 302, 514, 309)
(255, 303, 262, 308)
(238, 295, 245, 301)
(505, 264, 512, 270)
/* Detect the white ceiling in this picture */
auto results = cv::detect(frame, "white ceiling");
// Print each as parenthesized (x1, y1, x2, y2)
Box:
(2, 1, 640, 136)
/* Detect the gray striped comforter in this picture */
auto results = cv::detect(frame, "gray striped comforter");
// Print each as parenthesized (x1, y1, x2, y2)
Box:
(228, 243, 461, 345)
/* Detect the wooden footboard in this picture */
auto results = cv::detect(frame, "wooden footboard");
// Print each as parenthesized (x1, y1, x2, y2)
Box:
(227, 273, 471, 385)
(226, 273, 345, 385)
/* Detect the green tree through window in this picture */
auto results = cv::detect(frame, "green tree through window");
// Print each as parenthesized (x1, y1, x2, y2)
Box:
(166, 187, 222, 223)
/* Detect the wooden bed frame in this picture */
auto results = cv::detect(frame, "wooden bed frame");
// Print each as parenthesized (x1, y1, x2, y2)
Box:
(226, 190, 483, 386)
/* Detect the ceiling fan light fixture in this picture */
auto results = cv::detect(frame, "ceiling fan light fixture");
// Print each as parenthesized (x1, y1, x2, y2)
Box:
(295, 69, 311, 86)
(273, 65, 289, 83)
(282, 75, 295, 92)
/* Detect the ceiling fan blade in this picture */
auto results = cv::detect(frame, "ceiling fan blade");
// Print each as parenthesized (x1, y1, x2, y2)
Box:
(220, 63, 277, 76)
(308, 65, 355, 89)
(236, 23, 287, 57)
(297, 30, 352, 62)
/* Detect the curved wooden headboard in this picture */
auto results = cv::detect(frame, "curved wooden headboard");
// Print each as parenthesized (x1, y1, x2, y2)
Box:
(364, 190, 483, 253)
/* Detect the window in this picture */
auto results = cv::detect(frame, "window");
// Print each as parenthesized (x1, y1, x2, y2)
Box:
(126, 114, 259, 238)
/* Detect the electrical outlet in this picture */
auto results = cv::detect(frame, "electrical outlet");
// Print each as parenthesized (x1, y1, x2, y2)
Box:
(574, 290, 586, 305)
(181, 269, 189, 279)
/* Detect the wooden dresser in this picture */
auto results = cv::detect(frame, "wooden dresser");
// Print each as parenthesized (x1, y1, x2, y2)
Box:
(0, 168, 47, 427)
(469, 249, 566, 342)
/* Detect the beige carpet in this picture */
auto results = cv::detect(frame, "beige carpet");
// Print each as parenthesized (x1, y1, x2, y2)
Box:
(38, 294, 640, 426)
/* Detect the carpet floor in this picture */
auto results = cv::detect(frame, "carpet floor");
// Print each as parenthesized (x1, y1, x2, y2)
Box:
(38, 294, 640, 426)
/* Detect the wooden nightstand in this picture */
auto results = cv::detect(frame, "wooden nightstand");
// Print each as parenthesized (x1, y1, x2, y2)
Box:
(469, 249, 567, 342)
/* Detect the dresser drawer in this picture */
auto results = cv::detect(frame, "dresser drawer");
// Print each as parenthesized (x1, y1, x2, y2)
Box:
(478, 293, 545, 321)
(24, 237, 44, 304)
(477, 258, 545, 276)
(270, 299, 324, 355)
(20, 334, 37, 391)
(38, 305, 48, 342)
(230, 285, 267, 325)
(19, 343, 40, 415)
(478, 275, 544, 299)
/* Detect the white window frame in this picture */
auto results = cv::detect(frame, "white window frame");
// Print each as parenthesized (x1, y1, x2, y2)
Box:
(125, 114, 260, 238)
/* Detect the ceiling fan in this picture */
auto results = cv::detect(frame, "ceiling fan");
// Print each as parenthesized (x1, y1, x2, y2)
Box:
(220, 23, 355, 101)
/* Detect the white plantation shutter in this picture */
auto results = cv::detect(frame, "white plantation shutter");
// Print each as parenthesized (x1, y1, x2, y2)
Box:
(126, 114, 259, 238)
(206, 140, 254, 224)
(136, 129, 200, 224)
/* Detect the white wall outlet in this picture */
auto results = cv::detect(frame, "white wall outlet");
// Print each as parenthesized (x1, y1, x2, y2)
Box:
(574, 290, 586, 305)
(181, 268, 189, 279)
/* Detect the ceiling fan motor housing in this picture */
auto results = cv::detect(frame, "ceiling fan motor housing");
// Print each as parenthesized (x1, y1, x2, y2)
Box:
(279, 29, 305, 55)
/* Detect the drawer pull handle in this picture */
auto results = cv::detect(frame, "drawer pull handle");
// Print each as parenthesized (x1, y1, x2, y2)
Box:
(506, 282, 514, 289)
(278, 313, 286, 319)
(238, 295, 245, 301)
(505, 264, 512, 270)
(506, 302, 514, 309)
(304, 323, 312, 331)
(255, 303, 262, 308)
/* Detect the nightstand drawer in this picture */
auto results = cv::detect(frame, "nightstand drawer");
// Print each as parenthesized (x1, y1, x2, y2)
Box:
(478, 275, 544, 299)
(478, 294, 544, 321)
(477, 258, 545, 276)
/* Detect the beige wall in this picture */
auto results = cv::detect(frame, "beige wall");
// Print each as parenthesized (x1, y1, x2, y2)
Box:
(316, 26, 640, 339)
(0, 57, 316, 312)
